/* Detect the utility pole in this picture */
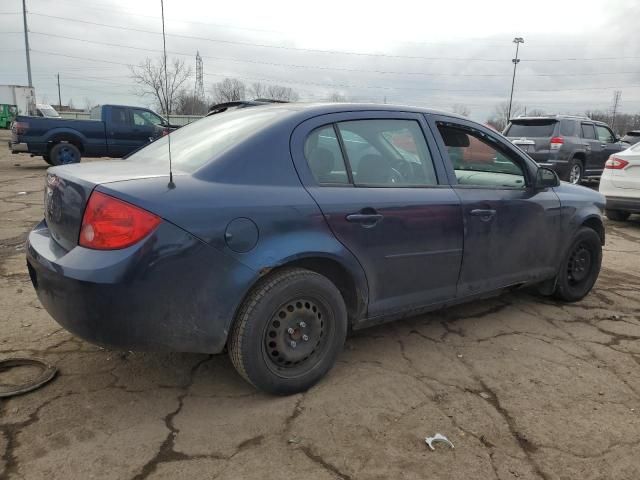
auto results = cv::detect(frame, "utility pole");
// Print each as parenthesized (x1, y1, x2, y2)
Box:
(507, 37, 524, 122)
(56, 73, 62, 108)
(22, 0, 32, 87)
(611, 90, 621, 132)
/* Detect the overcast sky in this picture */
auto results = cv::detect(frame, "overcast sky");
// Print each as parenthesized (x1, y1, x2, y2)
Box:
(1, 0, 639, 120)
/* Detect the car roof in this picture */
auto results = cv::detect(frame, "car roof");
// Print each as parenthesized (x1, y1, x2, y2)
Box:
(509, 114, 613, 127)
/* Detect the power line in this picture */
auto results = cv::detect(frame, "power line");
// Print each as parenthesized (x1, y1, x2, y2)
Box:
(29, 11, 640, 63)
(27, 31, 640, 79)
(30, 49, 640, 95)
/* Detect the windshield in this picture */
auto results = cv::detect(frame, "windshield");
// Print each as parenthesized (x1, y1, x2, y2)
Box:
(127, 107, 285, 173)
(506, 121, 556, 137)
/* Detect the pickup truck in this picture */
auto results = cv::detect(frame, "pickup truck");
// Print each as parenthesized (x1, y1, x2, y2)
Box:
(9, 104, 175, 165)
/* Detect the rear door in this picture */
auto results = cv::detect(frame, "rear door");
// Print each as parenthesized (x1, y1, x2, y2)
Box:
(291, 111, 464, 319)
(106, 106, 134, 157)
(429, 115, 562, 296)
(580, 122, 602, 175)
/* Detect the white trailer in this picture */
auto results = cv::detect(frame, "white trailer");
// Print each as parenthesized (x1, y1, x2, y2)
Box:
(0, 85, 36, 116)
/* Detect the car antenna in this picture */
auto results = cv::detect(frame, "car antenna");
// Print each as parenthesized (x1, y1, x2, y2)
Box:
(160, 0, 175, 189)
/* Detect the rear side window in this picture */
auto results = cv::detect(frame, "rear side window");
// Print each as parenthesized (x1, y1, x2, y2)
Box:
(581, 123, 596, 139)
(506, 121, 556, 137)
(128, 107, 284, 173)
(559, 119, 577, 136)
(337, 119, 437, 186)
(304, 126, 349, 184)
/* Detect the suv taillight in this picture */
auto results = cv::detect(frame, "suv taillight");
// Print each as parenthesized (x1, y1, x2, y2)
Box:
(550, 136, 564, 150)
(605, 156, 629, 170)
(79, 191, 161, 250)
(12, 121, 29, 135)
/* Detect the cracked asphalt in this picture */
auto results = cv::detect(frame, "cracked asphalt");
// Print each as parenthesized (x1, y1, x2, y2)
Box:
(1, 130, 640, 480)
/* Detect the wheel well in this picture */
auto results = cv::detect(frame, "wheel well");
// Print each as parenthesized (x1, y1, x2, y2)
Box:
(582, 217, 605, 245)
(48, 136, 84, 153)
(572, 152, 585, 164)
(278, 257, 362, 325)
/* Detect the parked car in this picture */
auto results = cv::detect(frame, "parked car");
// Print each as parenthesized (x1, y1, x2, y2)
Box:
(599, 142, 640, 220)
(9, 104, 174, 166)
(26, 103, 605, 395)
(620, 130, 640, 146)
(504, 115, 626, 184)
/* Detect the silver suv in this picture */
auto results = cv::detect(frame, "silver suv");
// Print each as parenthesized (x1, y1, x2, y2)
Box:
(504, 115, 625, 184)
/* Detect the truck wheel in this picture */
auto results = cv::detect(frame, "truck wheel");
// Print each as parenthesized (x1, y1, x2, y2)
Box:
(566, 159, 583, 184)
(228, 268, 347, 395)
(605, 209, 630, 221)
(43, 154, 54, 166)
(554, 227, 602, 302)
(49, 142, 81, 166)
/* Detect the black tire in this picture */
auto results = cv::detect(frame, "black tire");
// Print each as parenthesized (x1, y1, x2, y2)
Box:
(566, 158, 583, 184)
(49, 142, 81, 166)
(43, 154, 54, 166)
(228, 268, 347, 395)
(606, 209, 630, 222)
(554, 227, 602, 302)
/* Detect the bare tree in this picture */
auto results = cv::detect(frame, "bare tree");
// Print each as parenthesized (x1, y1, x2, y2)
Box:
(248, 82, 299, 101)
(83, 97, 95, 112)
(130, 57, 192, 115)
(211, 78, 246, 104)
(487, 101, 524, 132)
(327, 92, 348, 102)
(452, 104, 470, 117)
(527, 108, 546, 116)
(175, 89, 209, 115)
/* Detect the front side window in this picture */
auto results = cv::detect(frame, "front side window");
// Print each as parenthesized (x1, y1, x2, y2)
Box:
(595, 125, 615, 143)
(581, 123, 596, 139)
(337, 119, 437, 186)
(132, 109, 164, 127)
(304, 126, 349, 184)
(111, 107, 129, 125)
(437, 123, 525, 188)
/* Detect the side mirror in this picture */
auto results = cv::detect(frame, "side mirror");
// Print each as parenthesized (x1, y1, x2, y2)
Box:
(535, 167, 560, 189)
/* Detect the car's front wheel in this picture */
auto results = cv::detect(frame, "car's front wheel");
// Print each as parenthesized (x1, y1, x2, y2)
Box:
(554, 227, 602, 302)
(605, 209, 630, 222)
(228, 268, 347, 395)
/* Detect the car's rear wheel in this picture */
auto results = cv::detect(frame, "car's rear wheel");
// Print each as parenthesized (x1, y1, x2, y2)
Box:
(49, 142, 81, 166)
(605, 209, 630, 221)
(228, 268, 347, 395)
(567, 159, 583, 184)
(554, 227, 602, 302)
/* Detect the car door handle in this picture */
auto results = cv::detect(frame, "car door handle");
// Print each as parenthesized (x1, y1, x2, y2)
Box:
(470, 209, 496, 221)
(346, 213, 383, 227)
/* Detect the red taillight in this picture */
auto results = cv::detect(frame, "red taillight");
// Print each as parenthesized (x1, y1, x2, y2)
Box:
(605, 156, 629, 169)
(12, 121, 29, 135)
(550, 136, 564, 150)
(79, 191, 161, 250)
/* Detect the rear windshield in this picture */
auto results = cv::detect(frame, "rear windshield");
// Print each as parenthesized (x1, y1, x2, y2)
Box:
(506, 121, 556, 138)
(127, 107, 285, 173)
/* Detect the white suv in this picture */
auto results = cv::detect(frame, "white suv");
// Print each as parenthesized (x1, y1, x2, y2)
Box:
(599, 142, 640, 221)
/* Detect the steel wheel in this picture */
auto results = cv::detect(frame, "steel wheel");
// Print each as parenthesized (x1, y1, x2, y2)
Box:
(263, 296, 333, 378)
(567, 242, 591, 285)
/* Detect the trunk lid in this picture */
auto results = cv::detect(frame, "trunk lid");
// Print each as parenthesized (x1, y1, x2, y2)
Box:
(44, 161, 176, 251)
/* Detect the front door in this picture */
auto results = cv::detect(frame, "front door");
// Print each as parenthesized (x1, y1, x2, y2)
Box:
(291, 112, 464, 319)
(580, 122, 603, 176)
(596, 124, 623, 175)
(429, 116, 562, 296)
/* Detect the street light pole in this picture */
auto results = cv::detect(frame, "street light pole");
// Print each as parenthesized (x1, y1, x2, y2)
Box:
(21, 0, 32, 88)
(507, 37, 524, 122)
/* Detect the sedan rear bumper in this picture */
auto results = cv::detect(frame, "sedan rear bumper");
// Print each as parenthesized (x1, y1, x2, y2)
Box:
(26, 219, 257, 353)
(605, 196, 640, 213)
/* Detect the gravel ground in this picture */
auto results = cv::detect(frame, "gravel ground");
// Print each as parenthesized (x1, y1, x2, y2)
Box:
(1, 130, 640, 480)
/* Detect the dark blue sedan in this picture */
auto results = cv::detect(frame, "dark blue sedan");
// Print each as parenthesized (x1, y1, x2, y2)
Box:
(26, 103, 605, 394)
